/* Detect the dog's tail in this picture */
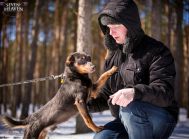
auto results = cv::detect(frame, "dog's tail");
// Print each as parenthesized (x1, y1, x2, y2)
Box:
(0, 115, 27, 129)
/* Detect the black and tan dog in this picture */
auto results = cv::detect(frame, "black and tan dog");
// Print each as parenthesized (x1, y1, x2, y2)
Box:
(0, 52, 117, 139)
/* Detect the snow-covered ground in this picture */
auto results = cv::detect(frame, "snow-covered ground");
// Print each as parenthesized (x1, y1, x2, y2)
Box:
(0, 109, 189, 139)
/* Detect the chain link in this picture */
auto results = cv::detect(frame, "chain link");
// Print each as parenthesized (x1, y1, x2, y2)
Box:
(0, 74, 64, 88)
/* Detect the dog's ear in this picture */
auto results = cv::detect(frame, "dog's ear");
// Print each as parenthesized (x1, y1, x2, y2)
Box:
(66, 54, 75, 66)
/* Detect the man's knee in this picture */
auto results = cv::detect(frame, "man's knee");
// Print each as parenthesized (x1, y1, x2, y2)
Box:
(119, 101, 149, 127)
(120, 101, 146, 116)
(93, 130, 112, 139)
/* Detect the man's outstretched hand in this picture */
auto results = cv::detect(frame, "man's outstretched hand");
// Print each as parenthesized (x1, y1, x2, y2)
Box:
(110, 88, 135, 107)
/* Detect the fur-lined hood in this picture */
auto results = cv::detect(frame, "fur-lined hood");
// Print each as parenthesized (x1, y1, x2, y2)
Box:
(98, 0, 144, 53)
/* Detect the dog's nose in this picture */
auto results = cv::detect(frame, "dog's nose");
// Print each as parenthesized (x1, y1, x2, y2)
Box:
(92, 65, 96, 70)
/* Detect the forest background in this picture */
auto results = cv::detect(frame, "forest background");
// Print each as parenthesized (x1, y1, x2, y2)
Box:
(0, 0, 189, 133)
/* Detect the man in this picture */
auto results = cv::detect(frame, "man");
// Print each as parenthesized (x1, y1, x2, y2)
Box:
(88, 0, 179, 139)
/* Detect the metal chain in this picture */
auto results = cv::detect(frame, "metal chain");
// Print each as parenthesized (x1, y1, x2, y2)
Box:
(0, 74, 64, 88)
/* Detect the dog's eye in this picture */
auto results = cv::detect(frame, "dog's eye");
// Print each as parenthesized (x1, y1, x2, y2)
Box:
(81, 57, 86, 62)
(77, 56, 87, 65)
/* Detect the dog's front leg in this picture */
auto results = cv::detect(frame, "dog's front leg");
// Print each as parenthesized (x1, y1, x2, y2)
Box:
(74, 98, 103, 132)
(90, 66, 118, 98)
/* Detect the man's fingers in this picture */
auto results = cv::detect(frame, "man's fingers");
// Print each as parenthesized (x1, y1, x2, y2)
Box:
(115, 93, 132, 107)
(110, 88, 135, 107)
(109, 94, 115, 98)
(111, 92, 122, 105)
(118, 95, 127, 106)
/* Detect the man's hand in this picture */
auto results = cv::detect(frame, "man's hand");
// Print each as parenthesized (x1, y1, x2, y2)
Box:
(110, 88, 135, 107)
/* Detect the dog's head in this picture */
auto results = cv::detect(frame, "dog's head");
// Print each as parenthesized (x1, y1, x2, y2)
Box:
(66, 52, 95, 74)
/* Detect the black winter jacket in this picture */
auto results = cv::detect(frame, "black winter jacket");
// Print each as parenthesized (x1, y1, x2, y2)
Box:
(88, 0, 178, 121)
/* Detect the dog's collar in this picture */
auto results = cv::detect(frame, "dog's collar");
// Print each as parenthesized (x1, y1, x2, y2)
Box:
(61, 74, 67, 84)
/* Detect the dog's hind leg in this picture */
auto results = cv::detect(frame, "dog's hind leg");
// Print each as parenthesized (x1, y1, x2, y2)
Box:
(91, 66, 118, 98)
(38, 130, 48, 139)
(23, 123, 44, 139)
(38, 125, 57, 139)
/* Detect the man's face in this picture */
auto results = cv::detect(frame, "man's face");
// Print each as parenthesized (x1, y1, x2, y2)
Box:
(107, 24, 127, 44)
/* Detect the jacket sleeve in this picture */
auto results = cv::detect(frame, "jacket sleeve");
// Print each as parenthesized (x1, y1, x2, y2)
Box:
(87, 76, 120, 118)
(133, 46, 176, 107)
(87, 79, 111, 112)
(88, 49, 124, 114)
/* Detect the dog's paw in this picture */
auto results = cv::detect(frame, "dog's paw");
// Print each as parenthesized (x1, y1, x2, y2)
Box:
(108, 66, 118, 75)
(90, 92, 98, 99)
(94, 126, 104, 133)
(112, 66, 118, 71)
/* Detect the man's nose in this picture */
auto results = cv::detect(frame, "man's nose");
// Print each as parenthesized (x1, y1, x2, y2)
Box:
(109, 29, 115, 36)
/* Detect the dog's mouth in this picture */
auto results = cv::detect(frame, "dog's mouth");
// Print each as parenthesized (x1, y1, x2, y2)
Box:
(84, 63, 96, 73)
(75, 62, 96, 74)
(89, 65, 96, 73)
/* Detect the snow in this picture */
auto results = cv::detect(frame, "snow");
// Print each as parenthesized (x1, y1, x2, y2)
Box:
(0, 109, 189, 139)
(0, 110, 114, 139)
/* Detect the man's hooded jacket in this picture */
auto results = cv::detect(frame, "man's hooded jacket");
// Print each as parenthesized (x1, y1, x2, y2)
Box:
(88, 0, 178, 121)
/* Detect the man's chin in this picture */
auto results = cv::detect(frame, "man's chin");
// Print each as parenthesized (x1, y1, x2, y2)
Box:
(115, 40, 124, 44)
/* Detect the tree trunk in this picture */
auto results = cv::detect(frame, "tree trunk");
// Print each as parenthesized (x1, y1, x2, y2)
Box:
(41, 1, 50, 104)
(184, 25, 189, 117)
(1, 16, 9, 114)
(53, 0, 61, 89)
(174, 0, 184, 106)
(0, 5, 3, 114)
(76, 0, 92, 133)
(165, 0, 173, 48)
(20, 0, 41, 119)
(21, 1, 29, 112)
(59, 0, 69, 74)
(143, 0, 152, 35)
(76, 0, 92, 55)
(11, 11, 23, 117)
(151, 0, 162, 41)
(0, 16, 3, 114)
(73, 0, 79, 52)
(48, 0, 62, 97)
